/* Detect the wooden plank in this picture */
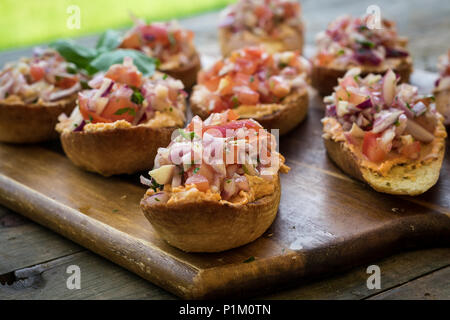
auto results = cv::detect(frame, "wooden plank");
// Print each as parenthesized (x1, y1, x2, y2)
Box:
(0, 206, 82, 275)
(369, 266, 450, 300)
(0, 71, 448, 299)
(0, 251, 175, 300)
(261, 248, 450, 300)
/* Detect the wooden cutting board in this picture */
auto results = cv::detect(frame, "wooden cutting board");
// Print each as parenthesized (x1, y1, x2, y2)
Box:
(0, 70, 449, 299)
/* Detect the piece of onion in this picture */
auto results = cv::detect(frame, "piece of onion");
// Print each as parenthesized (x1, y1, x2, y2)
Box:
(373, 110, 403, 133)
(49, 82, 81, 101)
(405, 119, 435, 143)
(145, 192, 170, 205)
(382, 69, 397, 106)
(355, 99, 372, 110)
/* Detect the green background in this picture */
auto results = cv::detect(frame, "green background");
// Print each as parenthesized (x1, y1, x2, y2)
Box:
(0, 0, 234, 51)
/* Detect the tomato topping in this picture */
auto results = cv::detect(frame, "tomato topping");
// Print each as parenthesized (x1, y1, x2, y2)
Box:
(400, 141, 421, 159)
(30, 64, 45, 82)
(100, 95, 139, 123)
(121, 32, 141, 49)
(78, 94, 112, 123)
(227, 109, 239, 121)
(234, 86, 260, 105)
(362, 132, 387, 162)
(105, 64, 143, 88)
(139, 24, 169, 46)
(269, 76, 290, 98)
(203, 119, 262, 137)
(55, 75, 78, 89)
(185, 174, 210, 192)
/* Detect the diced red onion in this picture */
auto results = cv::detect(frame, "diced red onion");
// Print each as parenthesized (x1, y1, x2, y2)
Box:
(353, 49, 382, 66)
(73, 120, 86, 132)
(405, 119, 435, 143)
(385, 47, 409, 58)
(373, 110, 403, 133)
(355, 99, 372, 109)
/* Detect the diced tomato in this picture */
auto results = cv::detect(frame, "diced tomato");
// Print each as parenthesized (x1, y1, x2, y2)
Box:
(217, 76, 233, 95)
(340, 76, 358, 89)
(234, 57, 257, 74)
(254, 5, 273, 21)
(202, 75, 220, 91)
(185, 174, 210, 192)
(400, 141, 421, 159)
(100, 96, 139, 123)
(78, 94, 112, 123)
(30, 64, 45, 82)
(139, 24, 169, 46)
(283, 2, 300, 18)
(55, 75, 78, 89)
(212, 97, 230, 113)
(316, 51, 334, 66)
(120, 31, 142, 49)
(269, 76, 290, 98)
(232, 73, 259, 91)
(234, 86, 260, 105)
(362, 132, 387, 162)
(105, 64, 142, 88)
(227, 109, 239, 121)
(203, 119, 262, 137)
(196, 164, 215, 184)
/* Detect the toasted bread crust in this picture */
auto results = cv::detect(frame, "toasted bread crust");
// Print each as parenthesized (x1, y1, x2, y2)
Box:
(60, 125, 176, 176)
(434, 88, 450, 125)
(140, 176, 281, 252)
(312, 58, 413, 96)
(218, 27, 304, 56)
(160, 52, 201, 90)
(0, 95, 76, 143)
(190, 87, 309, 135)
(323, 121, 446, 195)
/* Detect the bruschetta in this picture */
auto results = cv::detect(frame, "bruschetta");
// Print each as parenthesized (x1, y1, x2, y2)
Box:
(119, 19, 201, 89)
(218, 0, 304, 56)
(322, 68, 447, 195)
(56, 57, 186, 176)
(434, 50, 450, 125)
(312, 15, 413, 96)
(190, 46, 311, 135)
(0, 49, 86, 143)
(140, 110, 290, 252)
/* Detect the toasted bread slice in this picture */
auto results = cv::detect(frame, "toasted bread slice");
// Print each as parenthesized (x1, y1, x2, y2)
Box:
(434, 88, 450, 125)
(160, 52, 201, 90)
(59, 125, 176, 176)
(219, 27, 304, 57)
(0, 95, 76, 143)
(140, 175, 281, 252)
(312, 57, 413, 96)
(323, 121, 446, 195)
(190, 87, 308, 135)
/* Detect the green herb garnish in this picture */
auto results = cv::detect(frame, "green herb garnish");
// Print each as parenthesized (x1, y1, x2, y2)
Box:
(112, 209, 119, 213)
(193, 167, 200, 174)
(162, 74, 168, 80)
(178, 129, 196, 141)
(357, 39, 375, 48)
(114, 107, 136, 116)
(80, 80, 91, 89)
(406, 102, 412, 110)
(337, 49, 345, 56)
(66, 65, 78, 74)
(131, 89, 144, 105)
(154, 197, 160, 202)
(278, 62, 288, 68)
(231, 96, 239, 108)
(249, 76, 255, 83)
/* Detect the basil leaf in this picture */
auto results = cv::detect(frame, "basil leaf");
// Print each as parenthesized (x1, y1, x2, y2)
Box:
(49, 39, 97, 72)
(89, 49, 157, 76)
(96, 30, 121, 53)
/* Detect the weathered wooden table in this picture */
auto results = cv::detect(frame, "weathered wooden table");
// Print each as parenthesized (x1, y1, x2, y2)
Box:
(1, 0, 449, 299)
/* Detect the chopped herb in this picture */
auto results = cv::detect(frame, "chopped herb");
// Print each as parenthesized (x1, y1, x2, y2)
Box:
(353, 75, 360, 82)
(131, 89, 144, 105)
(80, 80, 91, 89)
(242, 165, 249, 174)
(73, 123, 78, 127)
(358, 25, 369, 32)
(406, 102, 412, 110)
(243, 256, 255, 263)
(394, 120, 400, 126)
(429, 95, 436, 102)
(178, 129, 196, 141)
(162, 74, 168, 80)
(150, 178, 163, 192)
(356, 39, 375, 48)
(226, 179, 232, 183)
(169, 107, 173, 112)
(338, 97, 343, 101)
(346, 91, 351, 98)
(337, 49, 345, 56)
(154, 197, 160, 202)
(66, 65, 77, 74)
(278, 62, 288, 68)
(193, 167, 200, 174)
(231, 96, 239, 108)
(249, 76, 254, 83)
(114, 107, 136, 116)
(55, 75, 62, 82)
(112, 209, 119, 213)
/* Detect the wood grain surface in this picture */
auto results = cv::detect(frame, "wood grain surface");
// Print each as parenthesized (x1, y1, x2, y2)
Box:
(0, 69, 448, 299)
